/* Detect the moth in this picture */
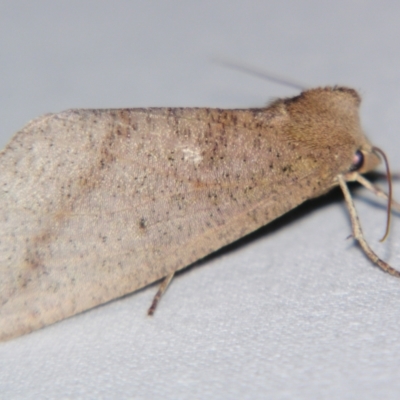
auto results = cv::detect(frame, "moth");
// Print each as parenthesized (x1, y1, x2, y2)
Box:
(0, 86, 398, 341)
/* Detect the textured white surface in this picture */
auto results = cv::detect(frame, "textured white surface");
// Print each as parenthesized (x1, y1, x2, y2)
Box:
(1, 1, 400, 399)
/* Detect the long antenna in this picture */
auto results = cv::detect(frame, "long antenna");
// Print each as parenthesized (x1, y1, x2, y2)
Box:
(213, 58, 307, 91)
(372, 147, 393, 242)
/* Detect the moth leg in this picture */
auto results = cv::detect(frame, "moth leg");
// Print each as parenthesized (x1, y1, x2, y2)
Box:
(356, 174, 400, 212)
(148, 272, 175, 316)
(338, 175, 400, 277)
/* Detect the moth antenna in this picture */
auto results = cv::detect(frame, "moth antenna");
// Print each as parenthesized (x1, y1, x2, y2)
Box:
(213, 58, 306, 91)
(338, 175, 400, 277)
(372, 147, 393, 242)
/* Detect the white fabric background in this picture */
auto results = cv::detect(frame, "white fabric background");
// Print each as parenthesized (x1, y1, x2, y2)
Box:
(1, 1, 400, 399)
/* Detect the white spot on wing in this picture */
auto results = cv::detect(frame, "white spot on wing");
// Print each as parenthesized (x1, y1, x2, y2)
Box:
(181, 147, 203, 164)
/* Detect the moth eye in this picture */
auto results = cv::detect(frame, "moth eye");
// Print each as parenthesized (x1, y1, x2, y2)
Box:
(350, 150, 364, 171)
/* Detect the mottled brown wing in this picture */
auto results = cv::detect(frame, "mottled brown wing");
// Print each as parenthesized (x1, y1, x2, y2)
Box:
(0, 106, 327, 340)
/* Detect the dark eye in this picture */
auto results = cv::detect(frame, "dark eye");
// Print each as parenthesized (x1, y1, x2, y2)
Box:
(349, 150, 364, 171)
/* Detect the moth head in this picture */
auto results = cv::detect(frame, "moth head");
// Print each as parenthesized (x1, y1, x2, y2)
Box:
(282, 86, 382, 175)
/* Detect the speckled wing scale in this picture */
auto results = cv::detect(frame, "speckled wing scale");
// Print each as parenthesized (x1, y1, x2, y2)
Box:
(0, 87, 395, 341)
